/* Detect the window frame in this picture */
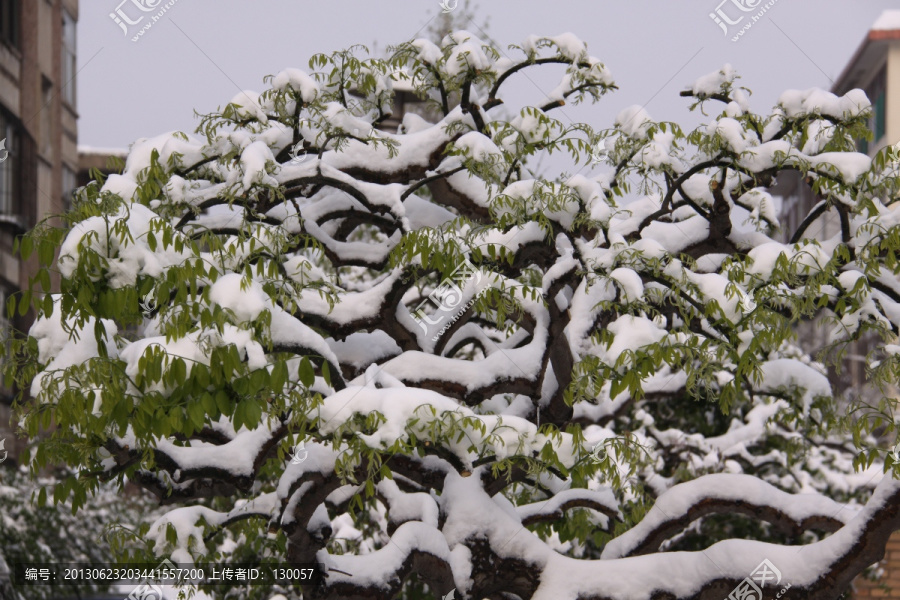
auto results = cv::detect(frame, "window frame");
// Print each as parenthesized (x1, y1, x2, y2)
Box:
(0, 110, 19, 217)
(61, 164, 76, 212)
(61, 7, 77, 108)
(868, 65, 888, 146)
(0, 0, 20, 51)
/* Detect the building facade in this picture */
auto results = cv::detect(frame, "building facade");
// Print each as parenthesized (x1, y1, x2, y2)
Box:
(818, 9, 900, 599)
(0, 0, 78, 463)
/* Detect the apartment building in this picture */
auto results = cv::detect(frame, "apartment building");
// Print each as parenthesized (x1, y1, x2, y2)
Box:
(0, 0, 79, 463)
(804, 9, 900, 599)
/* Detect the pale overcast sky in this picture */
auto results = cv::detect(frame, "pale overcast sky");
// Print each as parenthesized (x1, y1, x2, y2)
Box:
(77, 0, 898, 150)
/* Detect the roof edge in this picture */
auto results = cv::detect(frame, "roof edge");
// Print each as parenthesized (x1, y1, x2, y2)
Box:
(832, 30, 894, 93)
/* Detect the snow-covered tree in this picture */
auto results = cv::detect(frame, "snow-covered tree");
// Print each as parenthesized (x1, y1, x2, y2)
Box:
(8, 31, 900, 599)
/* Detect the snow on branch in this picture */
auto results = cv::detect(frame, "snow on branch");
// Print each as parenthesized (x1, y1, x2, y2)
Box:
(601, 473, 855, 560)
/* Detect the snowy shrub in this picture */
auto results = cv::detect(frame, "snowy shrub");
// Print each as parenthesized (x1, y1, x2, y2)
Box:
(0, 467, 160, 600)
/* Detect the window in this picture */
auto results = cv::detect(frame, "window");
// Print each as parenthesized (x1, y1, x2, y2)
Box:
(0, 111, 18, 216)
(868, 66, 887, 146)
(61, 9, 76, 107)
(40, 77, 53, 157)
(875, 89, 887, 142)
(0, 286, 9, 339)
(0, 0, 20, 50)
(0, 282, 17, 396)
(62, 165, 76, 212)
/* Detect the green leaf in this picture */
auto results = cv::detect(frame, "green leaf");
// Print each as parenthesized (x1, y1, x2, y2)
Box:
(271, 361, 288, 391)
(244, 399, 262, 428)
(188, 400, 206, 429)
(321, 360, 332, 387)
(200, 392, 216, 415)
(298, 357, 315, 388)
(215, 390, 232, 415)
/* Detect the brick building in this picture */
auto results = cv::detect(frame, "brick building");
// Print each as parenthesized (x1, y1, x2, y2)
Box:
(0, 0, 79, 464)
(800, 9, 900, 599)
(855, 534, 900, 598)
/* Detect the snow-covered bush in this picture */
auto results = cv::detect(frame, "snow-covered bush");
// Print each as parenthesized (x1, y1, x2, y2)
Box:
(7, 32, 900, 599)
(0, 466, 160, 600)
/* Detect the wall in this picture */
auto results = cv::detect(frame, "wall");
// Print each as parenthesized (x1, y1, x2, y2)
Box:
(854, 531, 900, 598)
